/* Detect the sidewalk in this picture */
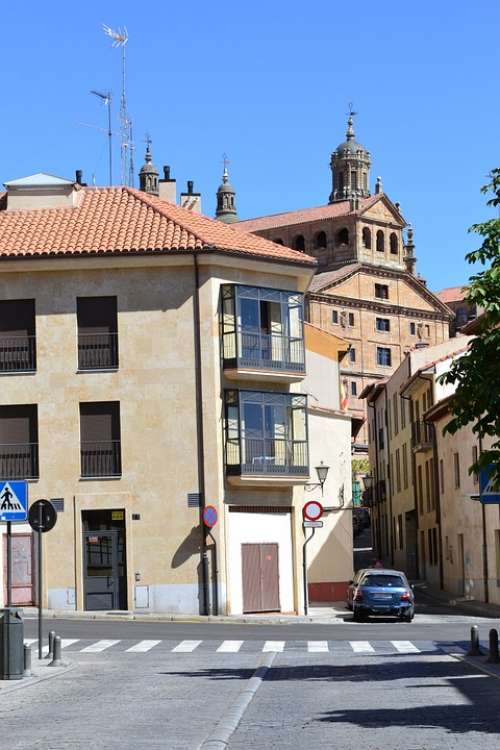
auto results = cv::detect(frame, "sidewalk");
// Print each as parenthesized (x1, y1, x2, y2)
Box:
(20, 603, 350, 625)
(414, 581, 500, 619)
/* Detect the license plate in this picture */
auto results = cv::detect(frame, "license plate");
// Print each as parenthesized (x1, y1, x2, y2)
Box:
(373, 593, 392, 600)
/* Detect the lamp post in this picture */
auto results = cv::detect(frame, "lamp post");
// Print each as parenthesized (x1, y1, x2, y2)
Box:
(305, 461, 330, 496)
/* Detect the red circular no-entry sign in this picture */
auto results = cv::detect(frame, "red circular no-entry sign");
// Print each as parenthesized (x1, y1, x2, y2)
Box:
(303, 500, 324, 522)
(203, 505, 218, 528)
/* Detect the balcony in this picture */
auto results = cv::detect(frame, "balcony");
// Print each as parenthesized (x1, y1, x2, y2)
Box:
(0, 336, 36, 373)
(0, 443, 39, 479)
(81, 440, 121, 478)
(224, 390, 309, 487)
(221, 285, 305, 382)
(412, 421, 434, 453)
(78, 333, 119, 370)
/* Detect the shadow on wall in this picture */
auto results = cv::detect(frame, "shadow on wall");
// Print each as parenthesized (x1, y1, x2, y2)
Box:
(172, 525, 202, 568)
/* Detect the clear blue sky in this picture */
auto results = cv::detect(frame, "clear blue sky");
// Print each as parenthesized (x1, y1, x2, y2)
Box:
(0, 1, 498, 290)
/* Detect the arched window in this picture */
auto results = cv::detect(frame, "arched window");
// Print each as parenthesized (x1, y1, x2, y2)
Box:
(338, 172, 344, 195)
(293, 235, 305, 252)
(336, 227, 349, 246)
(351, 171, 358, 191)
(376, 230, 385, 252)
(315, 231, 327, 249)
(362, 227, 371, 249)
(273, 238, 284, 245)
(390, 232, 398, 254)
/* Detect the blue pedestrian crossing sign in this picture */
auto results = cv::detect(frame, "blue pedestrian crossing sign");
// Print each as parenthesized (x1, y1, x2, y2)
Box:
(479, 466, 500, 504)
(0, 481, 28, 521)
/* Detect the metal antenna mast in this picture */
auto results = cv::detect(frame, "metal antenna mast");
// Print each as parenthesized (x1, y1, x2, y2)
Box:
(103, 24, 134, 186)
(90, 90, 113, 185)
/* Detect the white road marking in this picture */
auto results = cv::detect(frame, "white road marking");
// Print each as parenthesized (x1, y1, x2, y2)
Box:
(217, 640, 244, 653)
(307, 641, 329, 653)
(125, 640, 161, 653)
(80, 639, 120, 653)
(391, 640, 420, 653)
(172, 640, 202, 653)
(263, 641, 285, 652)
(24, 638, 37, 646)
(350, 640, 375, 653)
(61, 639, 80, 649)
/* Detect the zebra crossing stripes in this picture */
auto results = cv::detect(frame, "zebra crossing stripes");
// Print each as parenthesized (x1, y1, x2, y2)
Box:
(80, 640, 120, 653)
(391, 640, 421, 653)
(125, 640, 161, 653)
(263, 641, 285, 652)
(308, 641, 329, 653)
(217, 640, 244, 653)
(171, 640, 202, 653)
(349, 641, 375, 653)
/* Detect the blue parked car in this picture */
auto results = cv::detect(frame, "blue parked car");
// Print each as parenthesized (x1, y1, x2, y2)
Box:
(352, 569, 415, 622)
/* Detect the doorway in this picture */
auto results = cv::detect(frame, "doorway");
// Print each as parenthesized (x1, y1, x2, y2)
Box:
(241, 542, 280, 613)
(82, 510, 127, 610)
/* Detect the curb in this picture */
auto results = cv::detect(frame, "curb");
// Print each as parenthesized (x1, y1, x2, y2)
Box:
(415, 587, 500, 619)
(198, 652, 276, 749)
(0, 661, 76, 696)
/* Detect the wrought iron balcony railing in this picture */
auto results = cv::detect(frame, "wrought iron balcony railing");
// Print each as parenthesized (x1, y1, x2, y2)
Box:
(411, 421, 434, 451)
(81, 440, 122, 478)
(78, 333, 119, 370)
(222, 328, 305, 374)
(0, 336, 36, 372)
(226, 436, 309, 477)
(0, 443, 39, 479)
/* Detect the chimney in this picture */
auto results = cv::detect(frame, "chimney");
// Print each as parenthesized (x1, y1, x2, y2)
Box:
(158, 165, 176, 204)
(4, 172, 77, 211)
(180, 179, 202, 214)
(75, 170, 83, 185)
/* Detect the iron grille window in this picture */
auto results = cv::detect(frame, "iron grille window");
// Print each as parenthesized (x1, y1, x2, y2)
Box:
(80, 402, 121, 477)
(0, 404, 39, 479)
(77, 297, 118, 370)
(220, 285, 305, 374)
(224, 390, 308, 477)
(0, 299, 36, 372)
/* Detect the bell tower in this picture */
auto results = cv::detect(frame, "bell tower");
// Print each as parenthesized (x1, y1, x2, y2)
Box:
(215, 155, 238, 224)
(329, 109, 371, 203)
(139, 137, 159, 196)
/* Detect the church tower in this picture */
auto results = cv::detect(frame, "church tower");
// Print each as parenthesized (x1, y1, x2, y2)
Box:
(139, 139, 159, 196)
(215, 158, 238, 223)
(329, 111, 371, 203)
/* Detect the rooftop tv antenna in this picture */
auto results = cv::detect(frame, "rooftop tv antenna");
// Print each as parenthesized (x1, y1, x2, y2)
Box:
(90, 90, 113, 185)
(102, 24, 135, 186)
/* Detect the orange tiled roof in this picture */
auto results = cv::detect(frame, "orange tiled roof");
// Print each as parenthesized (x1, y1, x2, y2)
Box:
(0, 187, 316, 266)
(435, 286, 468, 303)
(235, 195, 381, 233)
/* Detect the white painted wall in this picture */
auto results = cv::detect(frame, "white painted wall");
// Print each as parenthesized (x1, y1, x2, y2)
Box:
(227, 511, 294, 615)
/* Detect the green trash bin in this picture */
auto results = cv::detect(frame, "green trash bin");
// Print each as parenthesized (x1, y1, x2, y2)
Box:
(0, 607, 24, 680)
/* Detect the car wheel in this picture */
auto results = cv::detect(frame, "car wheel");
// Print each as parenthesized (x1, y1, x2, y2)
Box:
(401, 614, 413, 623)
(353, 610, 366, 622)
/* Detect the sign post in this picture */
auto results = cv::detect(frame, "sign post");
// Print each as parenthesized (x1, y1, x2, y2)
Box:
(479, 466, 500, 503)
(0, 481, 29, 609)
(28, 500, 57, 660)
(302, 501, 324, 616)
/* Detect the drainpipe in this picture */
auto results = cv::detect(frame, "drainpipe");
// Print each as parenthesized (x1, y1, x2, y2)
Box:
(479, 433, 489, 603)
(192, 253, 211, 615)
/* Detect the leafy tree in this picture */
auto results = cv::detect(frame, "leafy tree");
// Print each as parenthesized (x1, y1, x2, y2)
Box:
(441, 168, 500, 488)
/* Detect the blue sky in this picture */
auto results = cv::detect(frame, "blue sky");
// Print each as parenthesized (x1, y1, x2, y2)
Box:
(0, 1, 498, 290)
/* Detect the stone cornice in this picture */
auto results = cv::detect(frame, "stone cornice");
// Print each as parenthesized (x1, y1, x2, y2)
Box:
(309, 293, 451, 322)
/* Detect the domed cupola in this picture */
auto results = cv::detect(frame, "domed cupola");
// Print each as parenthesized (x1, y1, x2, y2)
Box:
(215, 156, 238, 223)
(329, 110, 371, 203)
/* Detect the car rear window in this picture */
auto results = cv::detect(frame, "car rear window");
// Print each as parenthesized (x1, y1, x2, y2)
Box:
(361, 574, 405, 587)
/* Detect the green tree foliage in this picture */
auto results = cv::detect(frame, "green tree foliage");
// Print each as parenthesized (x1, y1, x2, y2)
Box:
(441, 169, 500, 488)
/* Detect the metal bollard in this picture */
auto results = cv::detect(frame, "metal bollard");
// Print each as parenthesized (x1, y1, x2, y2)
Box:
(48, 635, 64, 668)
(468, 625, 482, 656)
(23, 645, 32, 677)
(45, 630, 56, 659)
(486, 628, 500, 663)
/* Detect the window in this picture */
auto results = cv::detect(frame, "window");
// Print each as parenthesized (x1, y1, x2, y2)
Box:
(472, 446, 479, 485)
(390, 232, 398, 254)
(351, 381, 357, 396)
(0, 299, 36, 372)
(403, 443, 408, 489)
(454, 452, 460, 489)
(349, 347, 356, 363)
(428, 529, 433, 565)
(80, 402, 121, 478)
(362, 227, 371, 249)
(376, 318, 390, 332)
(375, 284, 389, 300)
(336, 227, 349, 246)
(425, 324, 430, 337)
(390, 455, 394, 495)
(77, 297, 118, 370)
(377, 347, 392, 367)
(396, 448, 401, 493)
(0, 404, 39, 479)
(495, 530, 500, 586)
(398, 514, 404, 550)
(432, 527, 439, 564)
(393, 393, 399, 435)
(332, 310, 338, 324)
(401, 398, 406, 429)
(315, 231, 327, 249)
(293, 235, 305, 252)
(348, 312, 355, 327)
(410, 322, 416, 335)
(376, 230, 385, 252)
(439, 458, 444, 493)
(378, 427, 385, 450)
(429, 457, 435, 510)
(418, 465, 423, 514)
(425, 460, 431, 512)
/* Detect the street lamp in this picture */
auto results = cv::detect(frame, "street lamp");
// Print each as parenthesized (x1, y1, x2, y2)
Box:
(304, 461, 330, 496)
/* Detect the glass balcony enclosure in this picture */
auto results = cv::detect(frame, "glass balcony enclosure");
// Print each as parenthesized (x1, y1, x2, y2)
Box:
(225, 390, 309, 483)
(221, 285, 305, 379)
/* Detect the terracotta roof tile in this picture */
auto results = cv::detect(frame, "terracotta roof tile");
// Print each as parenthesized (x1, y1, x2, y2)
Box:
(235, 195, 382, 233)
(0, 187, 316, 267)
(435, 285, 468, 303)
(307, 264, 361, 293)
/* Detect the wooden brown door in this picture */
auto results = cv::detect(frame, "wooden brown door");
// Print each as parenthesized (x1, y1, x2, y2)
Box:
(3, 533, 34, 605)
(241, 543, 280, 613)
